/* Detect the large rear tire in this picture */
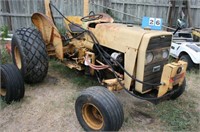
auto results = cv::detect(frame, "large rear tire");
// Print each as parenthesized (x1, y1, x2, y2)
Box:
(1, 64, 25, 104)
(11, 27, 48, 83)
(75, 86, 124, 131)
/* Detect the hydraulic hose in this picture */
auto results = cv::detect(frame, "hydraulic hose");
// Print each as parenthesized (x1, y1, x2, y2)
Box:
(49, 2, 171, 101)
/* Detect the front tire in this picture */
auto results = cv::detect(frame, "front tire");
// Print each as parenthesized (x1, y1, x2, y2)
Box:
(170, 79, 186, 100)
(75, 86, 124, 131)
(11, 27, 48, 83)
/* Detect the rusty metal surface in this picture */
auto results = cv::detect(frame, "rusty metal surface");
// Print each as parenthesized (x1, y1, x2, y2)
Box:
(31, 13, 63, 60)
(192, 28, 200, 38)
(158, 60, 187, 97)
(88, 23, 146, 52)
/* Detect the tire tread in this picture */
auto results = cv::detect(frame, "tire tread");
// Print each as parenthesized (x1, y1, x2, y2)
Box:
(11, 27, 48, 83)
(1, 64, 25, 103)
(76, 86, 124, 131)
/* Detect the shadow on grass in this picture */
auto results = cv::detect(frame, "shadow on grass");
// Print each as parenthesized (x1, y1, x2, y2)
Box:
(0, 99, 24, 110)
(49, 59, 99, 89)
(0, 99, 8, 109)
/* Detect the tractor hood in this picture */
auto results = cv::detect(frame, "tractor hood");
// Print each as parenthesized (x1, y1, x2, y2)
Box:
(90, 23, 170, 53)
(87, 23, 172, 90)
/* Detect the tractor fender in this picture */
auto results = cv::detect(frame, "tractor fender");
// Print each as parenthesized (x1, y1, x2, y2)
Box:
(31, 13, 63, 60)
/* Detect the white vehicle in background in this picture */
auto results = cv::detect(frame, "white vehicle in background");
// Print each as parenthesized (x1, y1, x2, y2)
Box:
(170, 31, 200, 70)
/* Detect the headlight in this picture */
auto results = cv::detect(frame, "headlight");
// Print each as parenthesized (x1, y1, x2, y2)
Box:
(162, 49, 169, 59)
(146, 52, 154, 64)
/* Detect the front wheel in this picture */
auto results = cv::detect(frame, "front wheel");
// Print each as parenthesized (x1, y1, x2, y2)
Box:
(75, 86, 124, 131)
(170, 79, 186, 100)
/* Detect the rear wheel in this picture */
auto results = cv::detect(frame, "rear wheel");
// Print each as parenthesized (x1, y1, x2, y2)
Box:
(180, 55, 193, 70)
(75, 86, 124, 131)
(11, 27, 49, 83)
(14, 46, 22, 69)
(1, 64, 25, 104)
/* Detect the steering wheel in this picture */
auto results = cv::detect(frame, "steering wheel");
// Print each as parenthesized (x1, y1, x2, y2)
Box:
(81, 13, 103, 22)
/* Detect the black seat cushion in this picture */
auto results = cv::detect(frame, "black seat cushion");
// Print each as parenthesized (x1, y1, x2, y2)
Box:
(69, 23, 85, 33)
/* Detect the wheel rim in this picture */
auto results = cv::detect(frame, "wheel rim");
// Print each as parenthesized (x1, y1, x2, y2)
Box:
(0, 78, 6, 96)
(14, 47, 22, 69)
(0, 88, 6, 96)
(82, 103, 104, 130)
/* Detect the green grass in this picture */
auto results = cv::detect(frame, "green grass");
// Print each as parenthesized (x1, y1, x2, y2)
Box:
(187, 68, 200, 77)
(152, 99, 199, 131)
(1, 56, 199, 131)
(0, 98, 24, 110)
(150, 70, 200, 131)
(50, 59, 200, 131)
(1, 47, 12, 64)
(168, 56, 176, 63)
(0, 99, 8, 109)
(0, 25, 9, 39)
(49, 59, 98, 88)
(57, 24, 67, 36)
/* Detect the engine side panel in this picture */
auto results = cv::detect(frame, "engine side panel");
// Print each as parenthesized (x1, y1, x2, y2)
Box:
(89, 23, 147, 53)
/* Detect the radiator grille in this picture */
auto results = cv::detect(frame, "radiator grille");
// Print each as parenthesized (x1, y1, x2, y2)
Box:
(147, 35, 171, 50)
(142, 35, 172, 92)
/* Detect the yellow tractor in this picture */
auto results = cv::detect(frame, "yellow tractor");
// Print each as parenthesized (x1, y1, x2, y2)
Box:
(11, 0, 187, 131)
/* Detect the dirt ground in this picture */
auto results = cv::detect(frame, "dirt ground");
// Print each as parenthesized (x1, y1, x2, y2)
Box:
(0, 62, 200, 132)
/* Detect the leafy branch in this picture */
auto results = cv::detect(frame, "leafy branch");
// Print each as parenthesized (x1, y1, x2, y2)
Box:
(0, 25, 9, 40)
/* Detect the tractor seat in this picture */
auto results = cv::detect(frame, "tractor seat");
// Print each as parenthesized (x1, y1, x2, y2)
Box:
(68, 23, 85, 33)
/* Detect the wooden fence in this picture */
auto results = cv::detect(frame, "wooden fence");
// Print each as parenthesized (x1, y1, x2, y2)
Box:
(0, 0, 200, 31)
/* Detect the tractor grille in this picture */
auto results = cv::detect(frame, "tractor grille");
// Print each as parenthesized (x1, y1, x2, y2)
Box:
(142, 35, 172, 92)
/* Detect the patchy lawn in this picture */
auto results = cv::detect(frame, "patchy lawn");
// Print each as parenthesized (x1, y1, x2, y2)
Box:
(0, 57, 200, 131)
